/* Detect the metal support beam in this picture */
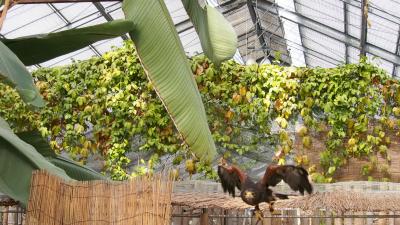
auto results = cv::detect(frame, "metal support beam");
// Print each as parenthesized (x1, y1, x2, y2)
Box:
(89, 45, 101, 56)
(238, 29, 324, 66)
(247, 0, 268, 55)
(246, 0, 279, 64)
(293, 0, 307, 65)
(175, 19, 193, 34)
(343, 1, 349, 63)
(257, 0, 400, 66)
(359, 0, 368, 57)
(48, 3, 70, 25)
(93, 2, 129, 40)
(393, 26, 400, 77)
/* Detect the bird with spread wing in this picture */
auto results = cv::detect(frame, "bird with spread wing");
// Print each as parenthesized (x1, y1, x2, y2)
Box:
(217, 158, 313, 221)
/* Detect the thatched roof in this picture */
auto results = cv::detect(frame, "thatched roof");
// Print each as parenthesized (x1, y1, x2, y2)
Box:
(0, 195, 19, 207)
(172, 191, 400, 213)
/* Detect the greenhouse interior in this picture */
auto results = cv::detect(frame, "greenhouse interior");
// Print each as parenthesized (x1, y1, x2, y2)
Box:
(1, 0, 400, 225)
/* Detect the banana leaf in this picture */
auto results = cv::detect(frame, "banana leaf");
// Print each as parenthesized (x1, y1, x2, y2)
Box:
(181, 0, 237, 65)
(17, 131, 107, 181)
(0, 118, 71, 207)
(2, 19, 134, 66)
(0, 41, 44, 107)
(122, 0, 216, 162)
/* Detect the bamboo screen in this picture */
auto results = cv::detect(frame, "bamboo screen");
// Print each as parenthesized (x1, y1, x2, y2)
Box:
(25, 171, 173, 225)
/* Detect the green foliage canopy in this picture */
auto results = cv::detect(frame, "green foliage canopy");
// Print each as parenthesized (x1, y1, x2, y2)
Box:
(0, 41, 396, 182)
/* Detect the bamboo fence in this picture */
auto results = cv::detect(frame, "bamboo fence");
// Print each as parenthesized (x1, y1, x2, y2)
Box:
(25, 171, 173, 225)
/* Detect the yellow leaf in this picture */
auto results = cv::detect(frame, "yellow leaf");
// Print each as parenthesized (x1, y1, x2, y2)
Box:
(239, 86, 246, 96)
(225, 110, 234, 120)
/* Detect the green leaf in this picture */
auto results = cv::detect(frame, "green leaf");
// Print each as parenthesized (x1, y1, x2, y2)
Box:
(328, 166, 336, 175)
(17, 131, 107, 181)
(0, 119, 71, 207)
(0, 41, 45, 107)
(2, 20, 134, 65)
(122, 0, 217, 162)
(181, 0, 237, 64)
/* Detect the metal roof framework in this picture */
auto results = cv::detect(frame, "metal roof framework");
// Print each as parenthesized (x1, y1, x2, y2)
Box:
(0, 0, 400, 76)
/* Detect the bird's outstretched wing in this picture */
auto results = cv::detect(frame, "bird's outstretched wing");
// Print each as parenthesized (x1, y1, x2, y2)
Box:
(261, 165, 313, 195)
(217, 160, 245, 197)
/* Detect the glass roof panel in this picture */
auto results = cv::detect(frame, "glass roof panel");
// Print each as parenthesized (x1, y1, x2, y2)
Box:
(100, 2, 117, 7)
(2, 5, 65, 38)
(348, 46, 361, 64)
(347, 4, 361, 39)
(108, 6, 125, 20)
(280, 19, 305, 66)
(301, 27, 346, 63)
(367, 11, 399, 53)
(93, 37, 124, 54)
(395, 67, 400, 77)
(52, 3, 98, 24)
(73, 15, 108, 28)
(276, 0, 305, 66)
(307, 52, 337, 68)
(295, 0, 344, 32)
(224, 5, 252, 38)
(0, 0, 399, 77)
(369, 0, 400, 20)
(366, 53, 394, 74)
(178, 27, 202, 57)
(165, 0, 189, 24)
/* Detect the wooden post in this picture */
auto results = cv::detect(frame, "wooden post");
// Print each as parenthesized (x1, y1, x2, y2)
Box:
(353, 211, 364, 225)
(299, 209, 310, 225)
(200, 209, 209, 225)
(311, 209, 320, 225)
(3, 207, 8, 225)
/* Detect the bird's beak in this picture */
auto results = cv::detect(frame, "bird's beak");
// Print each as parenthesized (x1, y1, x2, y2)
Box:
(244, 191, 254, 199)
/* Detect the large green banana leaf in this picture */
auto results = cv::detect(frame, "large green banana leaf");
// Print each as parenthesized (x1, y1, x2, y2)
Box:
(0, 42, 45, 107)
(181, 0, 237, 65)
(122, 0, 216, 162)
(17, 131, 107, 181)
(0, 118, 71, 207)
(2, 19, 134, 66)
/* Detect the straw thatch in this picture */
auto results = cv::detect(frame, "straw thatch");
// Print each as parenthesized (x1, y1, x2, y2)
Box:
(280, 191, 400, 212)
(26, 171, 173, 225)
(172, 191, 400, 213)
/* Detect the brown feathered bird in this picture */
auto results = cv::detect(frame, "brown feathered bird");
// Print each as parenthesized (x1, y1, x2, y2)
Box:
(217, 158, 313, 220)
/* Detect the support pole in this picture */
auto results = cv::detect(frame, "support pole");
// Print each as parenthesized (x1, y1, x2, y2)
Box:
(360, 0, 369, 57)
(200, 208, 209, 225)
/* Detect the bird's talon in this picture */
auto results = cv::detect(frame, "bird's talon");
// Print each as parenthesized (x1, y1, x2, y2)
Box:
(254, 210, 264, 221)
(270, 210, 281, 215)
